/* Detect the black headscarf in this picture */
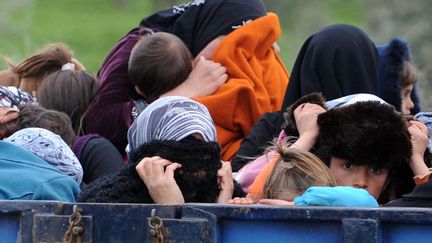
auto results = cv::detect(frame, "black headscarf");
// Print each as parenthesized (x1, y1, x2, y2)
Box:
(281, 24, 380, 111)
(140, 0, 267, 57)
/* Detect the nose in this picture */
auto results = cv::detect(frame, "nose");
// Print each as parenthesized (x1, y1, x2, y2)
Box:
(407, 97, 415, 109)
(352, 168, 368, 190)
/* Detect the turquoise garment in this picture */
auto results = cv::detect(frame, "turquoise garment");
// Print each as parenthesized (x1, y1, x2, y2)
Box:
(294, 186, 379, 207)
(0, 141, 80, 201)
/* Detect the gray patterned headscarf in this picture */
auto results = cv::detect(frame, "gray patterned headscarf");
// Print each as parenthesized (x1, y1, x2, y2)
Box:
(0, 86, 38, 108)
(5, 127, 83, 183)
(127, 96, 216, 154)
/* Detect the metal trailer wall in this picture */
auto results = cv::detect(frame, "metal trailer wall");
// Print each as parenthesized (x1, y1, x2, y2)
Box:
(1, 201, 431, 243)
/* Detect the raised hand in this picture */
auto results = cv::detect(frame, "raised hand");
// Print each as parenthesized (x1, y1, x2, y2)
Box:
(407, 120, 430, 177)
(216, 161, 234, 203)
(291, 103, 326, 150)
(135, 156, 185, 204)
(161, 56, 227, 98)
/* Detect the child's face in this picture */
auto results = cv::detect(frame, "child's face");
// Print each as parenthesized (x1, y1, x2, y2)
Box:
(401, 84, 415, 115)
(329, 157, 389, 199)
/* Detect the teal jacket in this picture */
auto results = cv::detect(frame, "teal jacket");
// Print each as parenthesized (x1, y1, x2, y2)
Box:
(294, 186, 379, 207)
(0, 141, 80, 201)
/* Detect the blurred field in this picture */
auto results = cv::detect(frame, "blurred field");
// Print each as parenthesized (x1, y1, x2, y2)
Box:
(1, 0, 431, 110)
(0, 0, 364, 73)
(0, 0, 152, 71)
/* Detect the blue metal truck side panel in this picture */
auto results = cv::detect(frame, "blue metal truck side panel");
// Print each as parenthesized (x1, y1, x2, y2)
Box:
(1, 201, 432, 242)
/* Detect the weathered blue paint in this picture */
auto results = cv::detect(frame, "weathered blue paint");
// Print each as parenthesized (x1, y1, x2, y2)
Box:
(1, 201, 432, 243)
(0, 214, 19, 243)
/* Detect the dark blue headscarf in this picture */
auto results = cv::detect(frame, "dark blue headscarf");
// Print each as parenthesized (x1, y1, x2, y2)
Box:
(376, 38, 421, 114)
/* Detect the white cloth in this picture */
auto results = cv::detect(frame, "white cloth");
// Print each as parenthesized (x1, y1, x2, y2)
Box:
(326, 93, 389, 109)
(126, 96, 216, 154)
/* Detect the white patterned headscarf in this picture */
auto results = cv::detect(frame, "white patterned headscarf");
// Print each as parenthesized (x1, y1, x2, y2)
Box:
(5, 127, 83, 183)
(326, 93, 389, 109)
(0, 86, 38, 108)
(126, 96, 216, 154)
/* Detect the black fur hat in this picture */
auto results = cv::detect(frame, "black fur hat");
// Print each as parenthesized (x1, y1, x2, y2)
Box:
(78, 137, 245, 203)
(281, 93, 415, 203)
(316, 101, 411, 168)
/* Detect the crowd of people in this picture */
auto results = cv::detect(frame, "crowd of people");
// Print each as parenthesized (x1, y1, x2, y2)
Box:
(0, 0, 431, 207)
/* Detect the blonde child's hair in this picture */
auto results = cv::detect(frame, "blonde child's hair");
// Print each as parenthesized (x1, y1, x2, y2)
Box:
(263, 139, 336, 201)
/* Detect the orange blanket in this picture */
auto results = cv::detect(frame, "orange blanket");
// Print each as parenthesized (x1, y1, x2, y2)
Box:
(196, 13, 289, 161)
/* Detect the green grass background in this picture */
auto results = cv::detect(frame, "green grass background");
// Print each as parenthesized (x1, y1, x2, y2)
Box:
(0, 0, 151, 71)
(0, 0, 364, 74)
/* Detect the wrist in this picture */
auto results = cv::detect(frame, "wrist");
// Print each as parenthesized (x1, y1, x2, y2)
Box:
(409, 155, 429, 176)
(293, 132, 318, 151)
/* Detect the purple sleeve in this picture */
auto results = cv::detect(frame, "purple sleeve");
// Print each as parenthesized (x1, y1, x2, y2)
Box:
(83, 28, 141, 156)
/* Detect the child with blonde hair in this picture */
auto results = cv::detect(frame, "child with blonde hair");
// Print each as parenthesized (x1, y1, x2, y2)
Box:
(230, 138, 378, 206)
(247, 140, 335, 202)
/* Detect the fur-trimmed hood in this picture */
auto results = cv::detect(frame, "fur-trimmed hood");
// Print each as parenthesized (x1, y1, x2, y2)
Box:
(377, 38, 420, 114)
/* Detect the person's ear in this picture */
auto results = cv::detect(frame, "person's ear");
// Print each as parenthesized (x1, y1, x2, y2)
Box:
(134, 85, 144, 97)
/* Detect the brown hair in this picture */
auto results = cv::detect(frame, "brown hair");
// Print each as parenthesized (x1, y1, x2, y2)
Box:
(0, 104, 75, 146)
(37, 70, 98, 135)
(401, 61, 418, 88)
(10, 43, 85, 93)
(12, 43, 73, 79)
(128, 32, 193, 101)
(263, 140, 336, 201)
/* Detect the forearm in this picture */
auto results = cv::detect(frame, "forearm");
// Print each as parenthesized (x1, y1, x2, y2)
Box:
(410, 154, 432, 185)
(291, 132, 318, 151)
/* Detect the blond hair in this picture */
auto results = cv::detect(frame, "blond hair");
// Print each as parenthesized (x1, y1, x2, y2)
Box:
(263, 140, 336, 201)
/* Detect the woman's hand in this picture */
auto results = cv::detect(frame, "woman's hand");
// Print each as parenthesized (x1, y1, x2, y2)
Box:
(216, 161, 234, 203)
(407, 120, 430, 177)
(227, 197, 255, 205)
(135, 156, 185, 204)
(258, 199, 294, 206)
(0, 107, 19, 124)
(0, 107, 19, 139)
(292, 103, 326, 150)
(161, 56, 227, 98)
